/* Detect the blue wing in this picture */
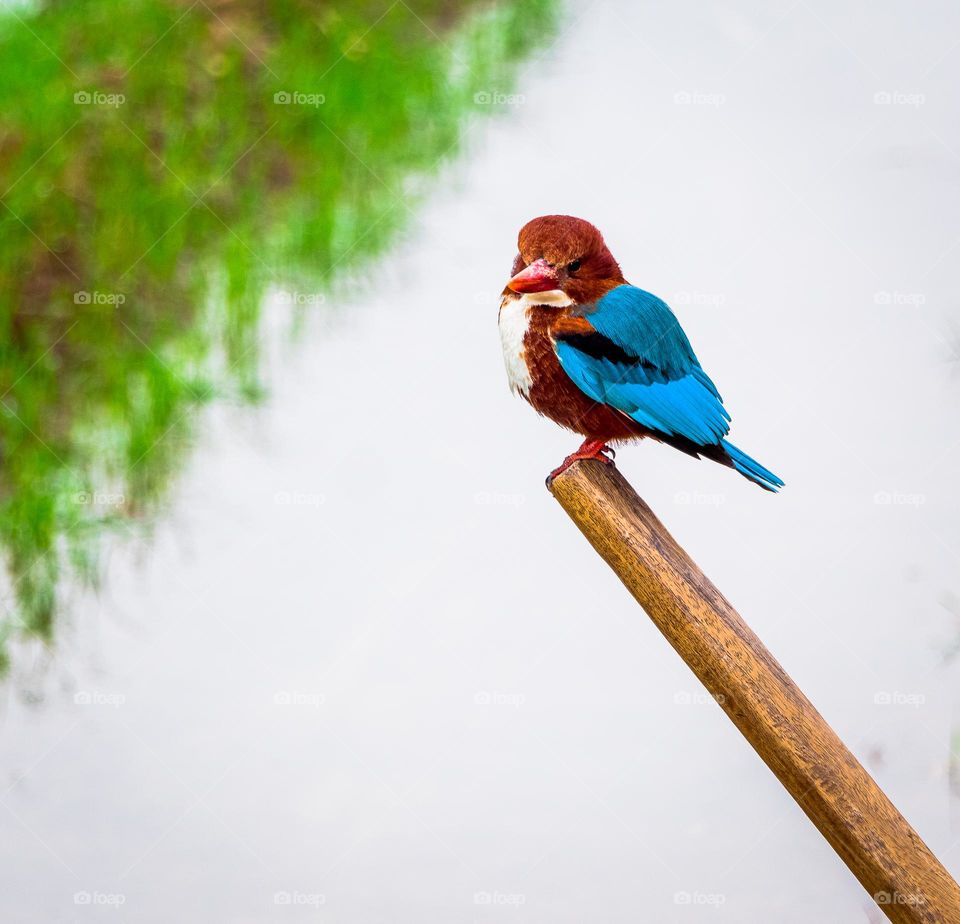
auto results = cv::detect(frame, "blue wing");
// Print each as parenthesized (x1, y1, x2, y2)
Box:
(554, 285, 732, 446)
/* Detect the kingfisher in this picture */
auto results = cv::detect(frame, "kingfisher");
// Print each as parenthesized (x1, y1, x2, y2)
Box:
(498, 215, 784, 490)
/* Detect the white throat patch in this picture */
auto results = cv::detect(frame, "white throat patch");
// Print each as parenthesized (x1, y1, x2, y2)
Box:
(498, 296, 533, 396)
(497, 290, 574, 396)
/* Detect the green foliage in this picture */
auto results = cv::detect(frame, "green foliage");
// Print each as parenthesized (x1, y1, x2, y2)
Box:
(0, 0, 558, 658)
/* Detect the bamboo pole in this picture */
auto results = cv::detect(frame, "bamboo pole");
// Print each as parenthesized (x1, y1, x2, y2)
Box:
(547, 459, 960, 924)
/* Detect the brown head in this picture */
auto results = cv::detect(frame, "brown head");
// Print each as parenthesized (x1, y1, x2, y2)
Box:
(504, 215, 626, 304)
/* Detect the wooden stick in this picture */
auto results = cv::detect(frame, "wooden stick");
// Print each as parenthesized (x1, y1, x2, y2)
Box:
(547, 459, 960, 924)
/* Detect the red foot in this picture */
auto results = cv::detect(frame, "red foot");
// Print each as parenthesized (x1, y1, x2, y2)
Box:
(548, 439, 616, 482)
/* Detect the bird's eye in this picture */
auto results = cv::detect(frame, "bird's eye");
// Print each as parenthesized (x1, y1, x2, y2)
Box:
(567, 259, 582, 273)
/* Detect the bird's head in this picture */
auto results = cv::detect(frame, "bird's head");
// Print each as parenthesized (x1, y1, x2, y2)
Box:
(503, 215, 625, 305)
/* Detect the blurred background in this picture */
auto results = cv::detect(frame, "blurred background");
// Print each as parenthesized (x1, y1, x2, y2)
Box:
(0, 0, 958, 921)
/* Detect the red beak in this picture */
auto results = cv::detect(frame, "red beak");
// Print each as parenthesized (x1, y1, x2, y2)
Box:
(507, 258, 560, 294)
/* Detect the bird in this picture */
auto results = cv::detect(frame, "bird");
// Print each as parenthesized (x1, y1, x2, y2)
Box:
(498, 215, 784, 490)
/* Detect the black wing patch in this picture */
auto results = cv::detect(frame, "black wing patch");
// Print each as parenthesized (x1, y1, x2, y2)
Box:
(557, 331, 670, 383)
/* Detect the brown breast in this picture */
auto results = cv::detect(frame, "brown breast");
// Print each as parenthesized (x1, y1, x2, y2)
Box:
(522, 308, 645, 443)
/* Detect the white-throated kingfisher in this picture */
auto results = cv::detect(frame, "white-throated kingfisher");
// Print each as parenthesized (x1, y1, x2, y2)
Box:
(498, 215, 784, 490)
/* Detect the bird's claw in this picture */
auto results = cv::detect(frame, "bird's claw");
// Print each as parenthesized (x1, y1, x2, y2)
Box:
(546, 441, 617, 485)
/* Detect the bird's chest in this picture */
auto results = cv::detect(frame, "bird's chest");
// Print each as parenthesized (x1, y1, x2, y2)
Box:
(498, 295, 638, 440)
(497, 294, 575, 408)
(498, 291, 576, 397)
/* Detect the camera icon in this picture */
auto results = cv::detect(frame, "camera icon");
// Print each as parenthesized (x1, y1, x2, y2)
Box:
(73, 91, 91, 104)
(74, 291, 91, 304)
(74, 891, 92, 905)
(274, 91, 291, 104)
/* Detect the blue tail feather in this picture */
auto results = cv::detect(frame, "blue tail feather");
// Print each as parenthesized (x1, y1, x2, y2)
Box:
(720, 439, 784, 492)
